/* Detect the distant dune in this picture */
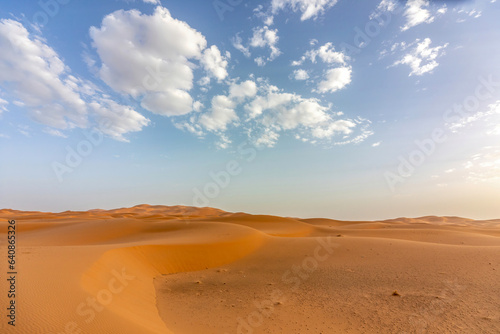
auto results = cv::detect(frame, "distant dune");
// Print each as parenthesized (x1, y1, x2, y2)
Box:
(1, 205, 499, 333)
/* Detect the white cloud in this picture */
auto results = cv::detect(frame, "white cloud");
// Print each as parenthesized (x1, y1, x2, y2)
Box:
(176, 79, 371, 148)
(89, 97, 150, 142)
(43, 128, 67, 138)
(437, 6, 447, 15)
(215, 134, 232, 149)
(0, 19, 87, 129)
(293, 69, 309, 80)
(401, 0, 435, 31)
(198, 76, 211, 86)
(200, 46, 229, 81)
(243, 82, 366, 146)
(199, 95, 238, 131)
(455, 8, 482, 22)
(292, 42, 351, 93)
(0, 18, 149, 140)
(249, 26, 281, 64)
(271, 0, 338, 21)
(253, 5, 274, 26)
(90, 7, 228, 116)
(254, 56, 266, 67)
(143, 0, 160, 3)
(0, 97, 7, 113)
(193, 100, 204, 112)
(316, 66, 352, 93)
(372, 141, 381, 147)
(232, 34, 251, 57)
(463, 146, 500, 183)
(392, 38, 448, 76)
(293, 42, 347, 66)
(232, 26, 281, 66)
(229, 80, 258, 100)
(446, 100, 500, 133)
(198, 80, 257, 132)
(376, 0, 397, 13)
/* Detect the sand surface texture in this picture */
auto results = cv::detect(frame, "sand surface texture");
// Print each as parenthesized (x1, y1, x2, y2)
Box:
(1, 205, 499, 333)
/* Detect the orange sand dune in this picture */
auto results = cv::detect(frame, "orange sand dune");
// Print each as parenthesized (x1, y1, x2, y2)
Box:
(0, 205, 499, 333)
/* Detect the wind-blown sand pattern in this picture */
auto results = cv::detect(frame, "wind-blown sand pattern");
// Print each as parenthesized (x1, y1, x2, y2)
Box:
(1, 205, 499, 333)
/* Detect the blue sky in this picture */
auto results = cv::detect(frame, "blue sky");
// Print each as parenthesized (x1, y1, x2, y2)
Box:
(1, 0, 499, 220)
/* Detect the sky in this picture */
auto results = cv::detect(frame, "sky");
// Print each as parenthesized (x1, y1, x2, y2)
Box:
(0, 0, 499, 220)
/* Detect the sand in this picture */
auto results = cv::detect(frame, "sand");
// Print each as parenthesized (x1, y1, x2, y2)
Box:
(0, 205, 499, 333)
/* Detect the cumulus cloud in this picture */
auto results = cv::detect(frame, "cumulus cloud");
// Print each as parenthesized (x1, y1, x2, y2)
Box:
(231, 26, 281, 66)
(89, 97, 150, 141)
(292, 42, 351, 93)
(201, 46, 230, 82)
(392, 38, 448, 76)
(90, 7, 228, 116)
(401, 0, 435, 31)
(293, 69, 310, 80)
(175, 79, 371, 148)
(199, 95, 238, 131)
(271, 0, 339, 21)
(0, 18, 148, 140)
(244, 82, 369, 146)
(293, 42, 347, 66)
(0, 19, 87, 129)
(198, 80, 257, 132)
(375, 0, 397, 13)
(232, 34, 251, 57)
(316, 67, 352, 93)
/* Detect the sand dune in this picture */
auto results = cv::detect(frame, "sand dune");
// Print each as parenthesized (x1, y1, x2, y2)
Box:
(0, 205, 499, 333)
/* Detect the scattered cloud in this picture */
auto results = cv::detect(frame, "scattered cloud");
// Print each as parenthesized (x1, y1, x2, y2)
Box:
(0, 97, 7, 113)
(392, 38, 448, 76)
(463, 146, 500, 183)
(175, 78, 371, 148)
(372, 141, 381, 147)
(270, 0, 339, 21)
(199, 80, 257, 132)
(292, 42, 351, 93)
(401, 0, 435, 31)
(232, 26, 281, 66)
(316, 67, 352, 93)
(0, 18, 149, 141)
(292, 42, 347, 66)
(446, 100, 500, 133)
(293, 69, 309, 80)
(232, 34, 251, 57)
(455, 8, 482, 23)
(43, 128, 68, 138)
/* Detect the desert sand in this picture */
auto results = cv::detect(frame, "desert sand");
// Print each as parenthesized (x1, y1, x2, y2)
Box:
(0, 205, 499, 333)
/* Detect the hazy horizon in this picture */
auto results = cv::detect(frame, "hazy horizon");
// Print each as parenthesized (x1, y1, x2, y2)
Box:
(1, 0, 500, 220)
